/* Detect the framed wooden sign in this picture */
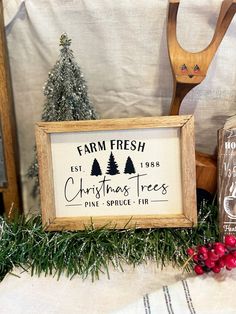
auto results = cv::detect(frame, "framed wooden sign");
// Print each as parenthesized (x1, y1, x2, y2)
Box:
(218, 126, 236, 237)
(35, 115, 197, 231)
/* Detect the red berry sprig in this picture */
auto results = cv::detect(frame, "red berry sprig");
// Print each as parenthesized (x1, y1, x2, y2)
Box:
(186, 235, 236, 275)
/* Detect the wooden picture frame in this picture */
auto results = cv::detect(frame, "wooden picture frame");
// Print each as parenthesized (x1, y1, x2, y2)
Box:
(35, 115, 197, 231)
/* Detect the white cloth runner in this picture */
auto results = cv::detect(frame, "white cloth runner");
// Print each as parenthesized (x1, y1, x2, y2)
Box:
(0, 265, 235, 314)
(112, 273, 235, 314)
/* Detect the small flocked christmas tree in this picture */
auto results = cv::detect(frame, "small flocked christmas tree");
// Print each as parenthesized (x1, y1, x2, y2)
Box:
(106, 152, 120, 176)
(28, 33, 97, 195)
(91, 158, 102, 176)
(124, 156, 135, 174)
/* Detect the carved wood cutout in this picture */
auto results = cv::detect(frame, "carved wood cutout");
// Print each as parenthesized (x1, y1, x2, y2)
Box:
(167, 0, 236, 194)
(0, 1, 22, 216)
(168, 0, 236, 115)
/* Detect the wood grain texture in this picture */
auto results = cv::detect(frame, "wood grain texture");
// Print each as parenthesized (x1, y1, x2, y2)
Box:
(35, 126, 56, 226)
(180, 116, 197, 226)
(0, 0, 21, 216)
(168, 0, 236, 115)
(46, 215, 194, 231)
(36, 115, 191, 133)
(35, 116, 197, 230)
(196, 151, 217, 194)
(218, 128, 236, 238)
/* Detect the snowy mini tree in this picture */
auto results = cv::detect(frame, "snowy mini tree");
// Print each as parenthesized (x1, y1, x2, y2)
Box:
(42, 33, 97, 121)
(28, 33, 98, 195)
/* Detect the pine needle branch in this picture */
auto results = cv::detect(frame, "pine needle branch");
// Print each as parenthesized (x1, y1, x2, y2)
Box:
(0, 202, 219, 281)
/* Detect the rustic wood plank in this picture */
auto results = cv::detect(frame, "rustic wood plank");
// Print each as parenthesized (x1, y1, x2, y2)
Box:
(46, 215, 193, 231)
(180, 116, 197, 226)
(196, 152, 217, 195)
(35, 126, 56, 226)
(36, 115, 192, 133)
(0, 0, 21, 216)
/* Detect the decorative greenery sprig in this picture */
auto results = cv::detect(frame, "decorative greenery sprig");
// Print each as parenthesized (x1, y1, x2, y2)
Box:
(0, 202, 219, 282)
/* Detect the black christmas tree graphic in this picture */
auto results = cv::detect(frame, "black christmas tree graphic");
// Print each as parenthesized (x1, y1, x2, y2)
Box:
(124, 156, 136, 174)
(91, 158, 102, 176)
(106, 152, 120, 175)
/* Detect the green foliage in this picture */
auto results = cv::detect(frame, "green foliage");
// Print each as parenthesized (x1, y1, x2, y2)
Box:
(0, 202, 219, 281)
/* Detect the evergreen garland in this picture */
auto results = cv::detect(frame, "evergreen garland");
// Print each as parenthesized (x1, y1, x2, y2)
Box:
(0, 202, 219, 282)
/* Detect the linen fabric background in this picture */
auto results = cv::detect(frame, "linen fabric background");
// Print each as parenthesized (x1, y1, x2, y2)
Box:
(3, 0, 236, 212)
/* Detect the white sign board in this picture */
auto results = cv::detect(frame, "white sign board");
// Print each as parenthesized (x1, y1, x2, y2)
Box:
(51, 127, 182, 217)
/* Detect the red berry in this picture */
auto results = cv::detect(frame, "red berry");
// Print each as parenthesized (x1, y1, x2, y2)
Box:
(231, 251, 236, 258)
(198, 252, 208, 261)
(225, 255, 236, 269)
(225, 235, 236, 248)
(194, 265, 204, 275)
(193, 254, 198, 263)
(208, 250, 219, 261)
(205, 258, 215, 269)
(198, 246, 208, 255)
(187, 248, 195, 256)
(212, 266, 221, 273)
(213, 243, 225, 257)
(216, 258, 225, 268)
